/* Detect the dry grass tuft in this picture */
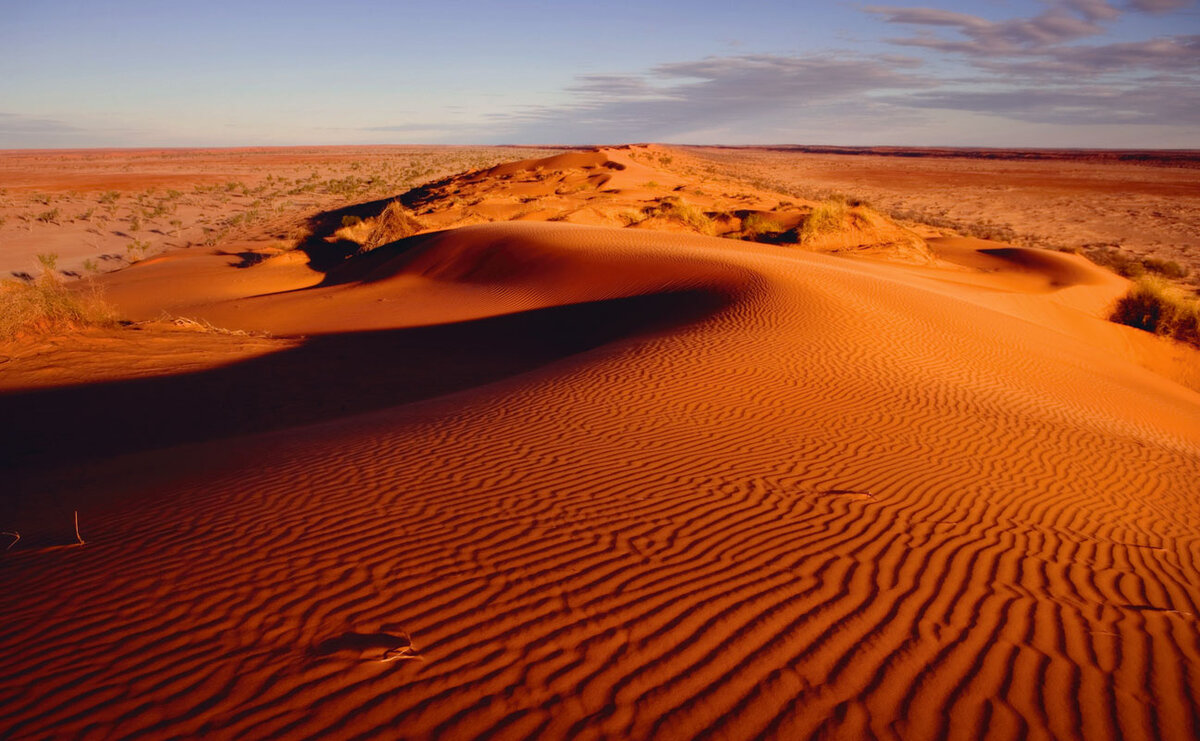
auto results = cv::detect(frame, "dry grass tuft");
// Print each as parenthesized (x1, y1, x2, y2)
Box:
(156, 313, 254, 336)
(0, 256, 117, 340)
(365, 201, 425, 250)
(740, 213, 786, 241)
(799, 198, 849, 243)
(641, 196, 715, 235)
(1110, 276, 1200, 347)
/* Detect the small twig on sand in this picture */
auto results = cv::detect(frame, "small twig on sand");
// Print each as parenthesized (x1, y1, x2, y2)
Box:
(379, 632, 423, 662)
(74, 510, 85, 546)
(1, 531, 19, 551)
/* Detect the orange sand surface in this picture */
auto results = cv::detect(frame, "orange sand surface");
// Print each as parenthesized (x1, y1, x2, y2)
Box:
(2, 148, 1199, 739)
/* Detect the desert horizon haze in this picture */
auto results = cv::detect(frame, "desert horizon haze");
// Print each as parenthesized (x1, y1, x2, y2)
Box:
(3, 0, 1200, 148)
(2, 0, 1200, 739)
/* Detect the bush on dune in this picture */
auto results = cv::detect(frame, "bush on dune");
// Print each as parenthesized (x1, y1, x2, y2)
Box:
(1110, 276, 1200, 347)
(740, 213, 785, 241)
(364, 201, 425, 250)
(0, 254, 117, 340)
(799, 198, 849, 243)
(641, 196, 715, 235)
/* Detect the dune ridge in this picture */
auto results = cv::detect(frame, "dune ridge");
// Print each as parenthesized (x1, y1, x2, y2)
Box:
(2, 175, 1200, 737)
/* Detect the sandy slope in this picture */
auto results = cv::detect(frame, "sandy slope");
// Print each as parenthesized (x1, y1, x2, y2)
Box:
(2, 166, 1200, 738)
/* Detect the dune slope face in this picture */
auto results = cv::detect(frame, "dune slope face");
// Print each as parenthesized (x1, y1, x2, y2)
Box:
(1, 220, 1199, 738)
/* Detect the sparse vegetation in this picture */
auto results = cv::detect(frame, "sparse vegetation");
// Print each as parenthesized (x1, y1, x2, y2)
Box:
(641, 196, 714, 235)
(1142, 257, 1188, 279)
(1110, 276, 1200, 347)
(0, 254, 117, 339)
(741, 213, 785, 240)
(126, 239, 151, 261)
(157, 313, 252, 336)
(799, 198, 849, 243)
(1079, 246, 1191, 281)
(364, 202, 425, 250)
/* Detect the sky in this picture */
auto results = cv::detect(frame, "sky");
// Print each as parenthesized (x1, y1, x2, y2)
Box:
(1, 0, 1198, 148)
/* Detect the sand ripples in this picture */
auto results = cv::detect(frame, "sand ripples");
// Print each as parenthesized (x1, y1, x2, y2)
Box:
(2, 223, 1198, 739)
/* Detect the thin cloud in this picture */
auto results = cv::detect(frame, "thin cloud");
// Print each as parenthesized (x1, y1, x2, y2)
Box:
(1063, 0, 1122, 21)
(490, 0, 1198, 145)
(0, 113, 81, 135)
(1127, 0, 1194, 11)
(865, 5, 1107, 54)
(500, 54, 929, 142)
(896, 83, 1200, 124)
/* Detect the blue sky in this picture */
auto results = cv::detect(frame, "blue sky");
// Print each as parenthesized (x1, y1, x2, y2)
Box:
(2, 0, 1197, 148)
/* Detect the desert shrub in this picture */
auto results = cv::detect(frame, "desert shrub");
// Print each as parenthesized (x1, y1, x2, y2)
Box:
(127, 239, 151, 261)
(1111, 277, 1200, 347)
(741, 213, 784, 237)
(0, 256, 117, 339)
(341, 214, 364, 228)
(1141, 257, 1188, 279)
(37, 208, 61, 224)
(1084, 246, 1144, 278)
(739, 213, 787, 242)
(799, 198, 849, 243)
(364, 201, 425, 250)
(642, 196, 714, 235)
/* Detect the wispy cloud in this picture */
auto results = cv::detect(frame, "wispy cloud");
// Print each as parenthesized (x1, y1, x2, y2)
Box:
(0, 112, 81, 135)
(1127, 0, 1193, 11)
(496, 54, 928, 142)
(894, 83, 1200, 124)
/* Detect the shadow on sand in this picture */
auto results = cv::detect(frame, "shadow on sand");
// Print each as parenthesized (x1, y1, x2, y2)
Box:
(1, 289, 725, 475)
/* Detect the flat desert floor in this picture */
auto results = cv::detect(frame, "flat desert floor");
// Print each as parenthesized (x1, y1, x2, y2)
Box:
(683, 146, 1200, 290)
(1, 145, 1199, 740)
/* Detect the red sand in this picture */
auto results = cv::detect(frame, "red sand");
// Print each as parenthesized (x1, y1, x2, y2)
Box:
(1, 149, 1199, 740)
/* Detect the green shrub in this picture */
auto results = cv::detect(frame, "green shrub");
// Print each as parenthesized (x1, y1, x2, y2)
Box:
(1110, 277, 1200, 346)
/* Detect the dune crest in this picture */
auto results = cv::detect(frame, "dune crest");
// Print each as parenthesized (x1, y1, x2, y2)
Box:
(2, 152, 1199, 739)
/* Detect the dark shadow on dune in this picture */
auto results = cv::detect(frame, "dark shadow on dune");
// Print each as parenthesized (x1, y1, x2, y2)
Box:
(293, 195, 401, 272)
(0, 289, 727, 479)
(312, 631, 411, 658)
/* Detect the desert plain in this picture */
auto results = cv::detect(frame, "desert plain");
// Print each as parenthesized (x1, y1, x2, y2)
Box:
(1, 144, 1199, 739)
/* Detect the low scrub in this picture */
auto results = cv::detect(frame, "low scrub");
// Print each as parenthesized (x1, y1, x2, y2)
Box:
(1110, 277, 1200, 347)
(799, 198, 849, 243)
(1083, 246, 1188, 280)
(740, 213, 785, 240)
(365, 201, 425, 250)
(642, 197, 714, 235)
(0, 255, 117, 339)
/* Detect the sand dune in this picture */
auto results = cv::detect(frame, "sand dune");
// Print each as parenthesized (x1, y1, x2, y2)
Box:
(2, 152, 1200, 739)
